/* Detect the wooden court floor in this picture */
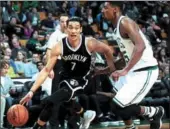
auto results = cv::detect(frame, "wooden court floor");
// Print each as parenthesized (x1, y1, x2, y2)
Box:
(92, 123, 170, 129)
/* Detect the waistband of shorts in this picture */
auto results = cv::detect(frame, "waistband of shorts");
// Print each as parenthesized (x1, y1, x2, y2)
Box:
(133, 65, 158, 72)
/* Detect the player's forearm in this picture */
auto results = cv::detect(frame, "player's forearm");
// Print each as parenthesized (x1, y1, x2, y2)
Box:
(105, 51, 116, 72)
(95, 66, 110, 76)
(30, 68, 49, 93)
(46, 49, 51, 64)
(99, 66, 110, 74)
(124, 46, 145, 72)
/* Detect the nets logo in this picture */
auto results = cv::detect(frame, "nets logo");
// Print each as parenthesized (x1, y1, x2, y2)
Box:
(70, 79, 79, 87)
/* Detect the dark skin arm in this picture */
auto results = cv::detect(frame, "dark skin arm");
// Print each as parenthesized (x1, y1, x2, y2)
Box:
(111, 17, 146, 81)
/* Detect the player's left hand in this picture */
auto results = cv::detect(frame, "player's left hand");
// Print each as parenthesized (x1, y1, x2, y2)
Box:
(111, 70, 128, 81)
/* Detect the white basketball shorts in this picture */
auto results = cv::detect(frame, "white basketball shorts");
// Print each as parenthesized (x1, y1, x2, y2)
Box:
(110, 68, 159, 108)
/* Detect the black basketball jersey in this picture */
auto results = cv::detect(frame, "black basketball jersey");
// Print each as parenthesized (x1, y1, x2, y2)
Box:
(61, 35, 91, 79)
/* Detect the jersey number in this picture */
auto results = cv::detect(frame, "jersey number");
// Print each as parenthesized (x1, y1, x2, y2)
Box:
(71, 62, 76, 70)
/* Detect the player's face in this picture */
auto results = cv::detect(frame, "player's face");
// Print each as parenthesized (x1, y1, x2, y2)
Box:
(67, 21, 82, 42)
(60, 16, 68, 31)
(102, 2, 115, 21)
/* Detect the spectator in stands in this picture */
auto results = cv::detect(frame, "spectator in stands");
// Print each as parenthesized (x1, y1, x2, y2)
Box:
(0, 60, 15, 114)
(24, 53, 39, 77)
(23, 20, 34, 39)
(35, 33, 50, 52)
(158, 68, 165, 80)
(14, 50, 27, 77)
(69, 2, 81, 17)
(18, 8, 27, 24)
(43, 1, 58, 14)
(87, 8, 94, 25)
(28, 7, 40, 28)
(3, 55, 18, 78)
(160, 13, 169, 34)
(11, 36, 30, 60)
(26, 30, 43, 53)
(4, 47, 17, 74)
(105, 27, 115, 40)
(1, 3, 10, 24)
(59, 2, 69, 14)
(41, 12, 55, 31)
(4, 17, 23, 40)
(157, 47, 169, 68)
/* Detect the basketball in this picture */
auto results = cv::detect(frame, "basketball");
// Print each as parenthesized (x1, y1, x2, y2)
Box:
(7, 104, 29, 127)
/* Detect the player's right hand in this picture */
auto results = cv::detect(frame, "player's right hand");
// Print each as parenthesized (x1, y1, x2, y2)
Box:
(20, 91, 34, 105)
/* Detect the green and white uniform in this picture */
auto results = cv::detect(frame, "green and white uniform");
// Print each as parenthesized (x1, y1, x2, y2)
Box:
(110, 16, 159, 107)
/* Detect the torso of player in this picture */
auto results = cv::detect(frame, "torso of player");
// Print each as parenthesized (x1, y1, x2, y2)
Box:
(113, 16, 158, 71)
(61, 35, 91, 78)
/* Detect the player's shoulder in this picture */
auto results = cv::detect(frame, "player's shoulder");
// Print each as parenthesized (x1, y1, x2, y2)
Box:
(120, 16, 137, 32)
(85, 36, 95, 43)
(121, 16, 135, 26)
(52, 29, 62, 35)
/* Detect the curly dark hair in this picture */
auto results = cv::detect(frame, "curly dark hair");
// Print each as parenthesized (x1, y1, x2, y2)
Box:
(0, 59, 9, 71)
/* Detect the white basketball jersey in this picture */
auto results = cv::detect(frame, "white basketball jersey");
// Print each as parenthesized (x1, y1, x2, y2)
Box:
(114, 16, 158, 71)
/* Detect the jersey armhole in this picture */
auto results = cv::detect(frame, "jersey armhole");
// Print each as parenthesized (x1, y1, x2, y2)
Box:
(85, 38, 92, 55)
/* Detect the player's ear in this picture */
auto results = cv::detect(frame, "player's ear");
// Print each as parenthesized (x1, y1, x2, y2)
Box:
(112, 7, 118, 13)
(80, 27, 82, 33)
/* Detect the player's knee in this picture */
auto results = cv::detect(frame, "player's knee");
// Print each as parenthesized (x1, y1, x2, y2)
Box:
(72, 101, 83, 115)
(79, 94, 89, 101)
(89, 94, 97, 100)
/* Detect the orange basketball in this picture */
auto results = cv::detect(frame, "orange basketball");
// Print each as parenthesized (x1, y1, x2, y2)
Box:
(7, 104, 29, 127)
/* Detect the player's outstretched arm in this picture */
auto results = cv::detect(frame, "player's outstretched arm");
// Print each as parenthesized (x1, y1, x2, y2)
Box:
(20, 43, 61, 105)
(30, 43, 61, 93)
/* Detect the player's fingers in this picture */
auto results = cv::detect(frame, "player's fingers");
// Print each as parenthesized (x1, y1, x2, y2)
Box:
(19, 99, 25, 105)
(26, 102, 29, 106)
(20, 97, 28, 105)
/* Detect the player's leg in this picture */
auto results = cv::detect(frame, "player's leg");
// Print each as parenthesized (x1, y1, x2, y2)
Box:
(49, 105, 61, 129)
(69, 98, 96, 129)
(112, 68, 164, 129)
(32, 86, 72, 129)
(49, 60, 63, 129)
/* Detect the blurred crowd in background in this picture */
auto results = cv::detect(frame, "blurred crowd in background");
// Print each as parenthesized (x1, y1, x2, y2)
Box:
(0, 1, 169, 128)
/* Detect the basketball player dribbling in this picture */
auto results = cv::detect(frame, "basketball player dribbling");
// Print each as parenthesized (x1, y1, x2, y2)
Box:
(20, 17, 115, 129)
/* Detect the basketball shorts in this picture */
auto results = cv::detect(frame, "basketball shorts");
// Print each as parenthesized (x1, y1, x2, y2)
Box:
(59, 78, 88, 101)
(110, 67, 159, 108)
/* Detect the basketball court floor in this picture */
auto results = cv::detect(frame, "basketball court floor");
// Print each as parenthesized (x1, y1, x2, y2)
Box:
(14, 123, 170, 129)
(91, 123, 170, 129)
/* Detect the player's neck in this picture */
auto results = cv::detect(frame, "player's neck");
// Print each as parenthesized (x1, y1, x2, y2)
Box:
(61, 28, 66, 33)
(112, 13, 122, 27)
(68, 36, 81, 48)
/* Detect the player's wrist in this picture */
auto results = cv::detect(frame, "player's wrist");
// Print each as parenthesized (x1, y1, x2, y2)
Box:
(29, 90, 35, 94)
